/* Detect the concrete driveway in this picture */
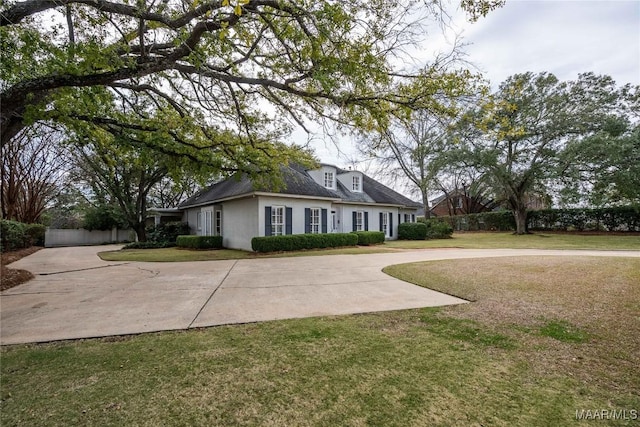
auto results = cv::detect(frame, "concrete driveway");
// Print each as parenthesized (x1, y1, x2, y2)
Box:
(2, 246, 639, 345)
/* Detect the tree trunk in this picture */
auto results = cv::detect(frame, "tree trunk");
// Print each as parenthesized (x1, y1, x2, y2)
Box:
(133, 222, 147, 242)
(513, 207, 528, 235)
(421, 189, 431, 220)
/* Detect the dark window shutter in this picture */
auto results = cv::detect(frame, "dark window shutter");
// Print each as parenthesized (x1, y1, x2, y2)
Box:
(379, 212, 383, 232)
(321, 209, 328, 233)
(352, 211, 357, 232)
(364, 212, 369, 231)
(265, 206, 272, 236)
(305, 208, 311, 233)
(398, 213, 401, 224)
(390, 214, 393, 237)
(412, 214, 416, 222)
(285, 207, 293, 235)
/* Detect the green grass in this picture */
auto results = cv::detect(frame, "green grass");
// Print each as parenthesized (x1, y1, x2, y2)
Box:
(99, 247, 253, 262)
(539, 320, 590, 343)
(0, 312, 610, 427)
(385, 231, 640, 251)
(98, 245, 394, 262)
(2, 257, 639, 426)
(100, 232, 640, 262)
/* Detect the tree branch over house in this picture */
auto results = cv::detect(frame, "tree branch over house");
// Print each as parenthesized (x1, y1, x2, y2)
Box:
(1, 0, 503, 178)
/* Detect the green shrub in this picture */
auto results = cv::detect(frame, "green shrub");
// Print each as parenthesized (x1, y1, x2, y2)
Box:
(352, 231, 385, 245)
(0, 220, 47, 250)
(146, 221, 191, 244)
(123, 241, 175, 249)
(176, 235, 223, 249)
(438, 206, 640, 232)
(25, 223, 46, 246)
(251, 233, 358, 253)
(432, 211, 515, 232)
(424, 219, 453, 239)
(528, 206, 640, 232)
(398, 222, 427, 240)
(475, 211, 516, 231)
(1, 220, 28, 251)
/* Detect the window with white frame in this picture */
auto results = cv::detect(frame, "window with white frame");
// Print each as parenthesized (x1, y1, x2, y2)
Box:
(355, 211, 364, 231)
(272, 206, 284, 236)
(196, 212, 202, 230)
(310, 208, 320, 234)
(215, 210, 222, 236)
(382, 212, 389, 236)
(324, 171, 334, 188)
(204, 211, 212, 236)
(404, 214, 411, 223)
(352, 175, 361, 192)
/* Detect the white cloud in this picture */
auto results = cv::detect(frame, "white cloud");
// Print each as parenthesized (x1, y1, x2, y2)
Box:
(458, 0, 640, 86)
(303, 0, 640, 180)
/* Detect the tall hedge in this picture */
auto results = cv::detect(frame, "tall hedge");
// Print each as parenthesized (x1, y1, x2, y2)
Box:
(434, 211, 515, 232)
(146, 222, 191, 244)
(424, 219, 453, 239)
(176, 235, 223, 249)
(25, 224, 46, 246)
(435, 206, 639, 232)
(251, 233, 358, 253)
(528, 206, 640, 232)
(398, 222, 427, 240)
(352, 231, 385, 245)
(0, 220, 45, 251)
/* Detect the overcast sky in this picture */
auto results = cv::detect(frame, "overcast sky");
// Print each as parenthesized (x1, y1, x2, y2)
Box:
(306, 0, 640, 172)
(458, 0, 640, 88)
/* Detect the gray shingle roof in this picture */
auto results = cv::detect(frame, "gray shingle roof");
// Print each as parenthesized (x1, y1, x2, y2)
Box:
(180, 164, 420, 209)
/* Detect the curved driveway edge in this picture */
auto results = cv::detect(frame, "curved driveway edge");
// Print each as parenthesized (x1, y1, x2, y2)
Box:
(1, 246, 638, 345)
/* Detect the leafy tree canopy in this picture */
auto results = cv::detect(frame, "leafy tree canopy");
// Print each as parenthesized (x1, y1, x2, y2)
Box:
(562, 118, 640, 206)
(1, 0, 502, 177)
(453, 72, 636, 234)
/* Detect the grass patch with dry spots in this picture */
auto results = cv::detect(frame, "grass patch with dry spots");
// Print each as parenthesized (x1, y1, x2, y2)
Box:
(384, 257, 640, 403)
(98, 245, 395, 262)
(2, 257, 639, 426)
(99, 233, 640, 263)
(385, 232, 640, 250)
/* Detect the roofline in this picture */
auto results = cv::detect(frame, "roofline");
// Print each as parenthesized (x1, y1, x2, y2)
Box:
(253, 192, 342, 202)
(179, 191, 342, 209)
(180, 192, 420, 210)
(147, 208, 182, 214)
(333, 201, 419, 209)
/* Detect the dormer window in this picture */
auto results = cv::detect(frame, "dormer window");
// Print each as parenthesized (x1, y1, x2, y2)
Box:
(324, 171, 334, 189)
(352, 176, 361, 192)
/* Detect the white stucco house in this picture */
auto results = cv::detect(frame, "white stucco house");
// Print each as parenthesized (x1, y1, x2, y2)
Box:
(178, 163, 420, 251)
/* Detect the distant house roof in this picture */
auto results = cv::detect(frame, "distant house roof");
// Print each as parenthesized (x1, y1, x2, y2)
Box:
(179, 164, 421, 209)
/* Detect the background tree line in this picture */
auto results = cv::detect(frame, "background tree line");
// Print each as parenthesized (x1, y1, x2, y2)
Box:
(364, 72, 639, 234)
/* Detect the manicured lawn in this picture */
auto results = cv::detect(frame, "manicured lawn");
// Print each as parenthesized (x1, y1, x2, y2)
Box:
(386, 231, 640, 250)
(98, 245, 395, 262)
(2, 257, 639, 426)
(99, 232, 640, 262)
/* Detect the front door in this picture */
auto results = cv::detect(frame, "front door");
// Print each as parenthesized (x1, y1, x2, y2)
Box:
(382, 212, 392, 238)
(204, 210, 212, 236)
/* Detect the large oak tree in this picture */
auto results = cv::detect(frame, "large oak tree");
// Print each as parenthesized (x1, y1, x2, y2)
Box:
(1, 0, 502, 176)
(454, 72, 634, 234)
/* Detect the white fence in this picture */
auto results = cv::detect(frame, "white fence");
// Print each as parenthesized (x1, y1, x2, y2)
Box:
(45, 228, 135, 248)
